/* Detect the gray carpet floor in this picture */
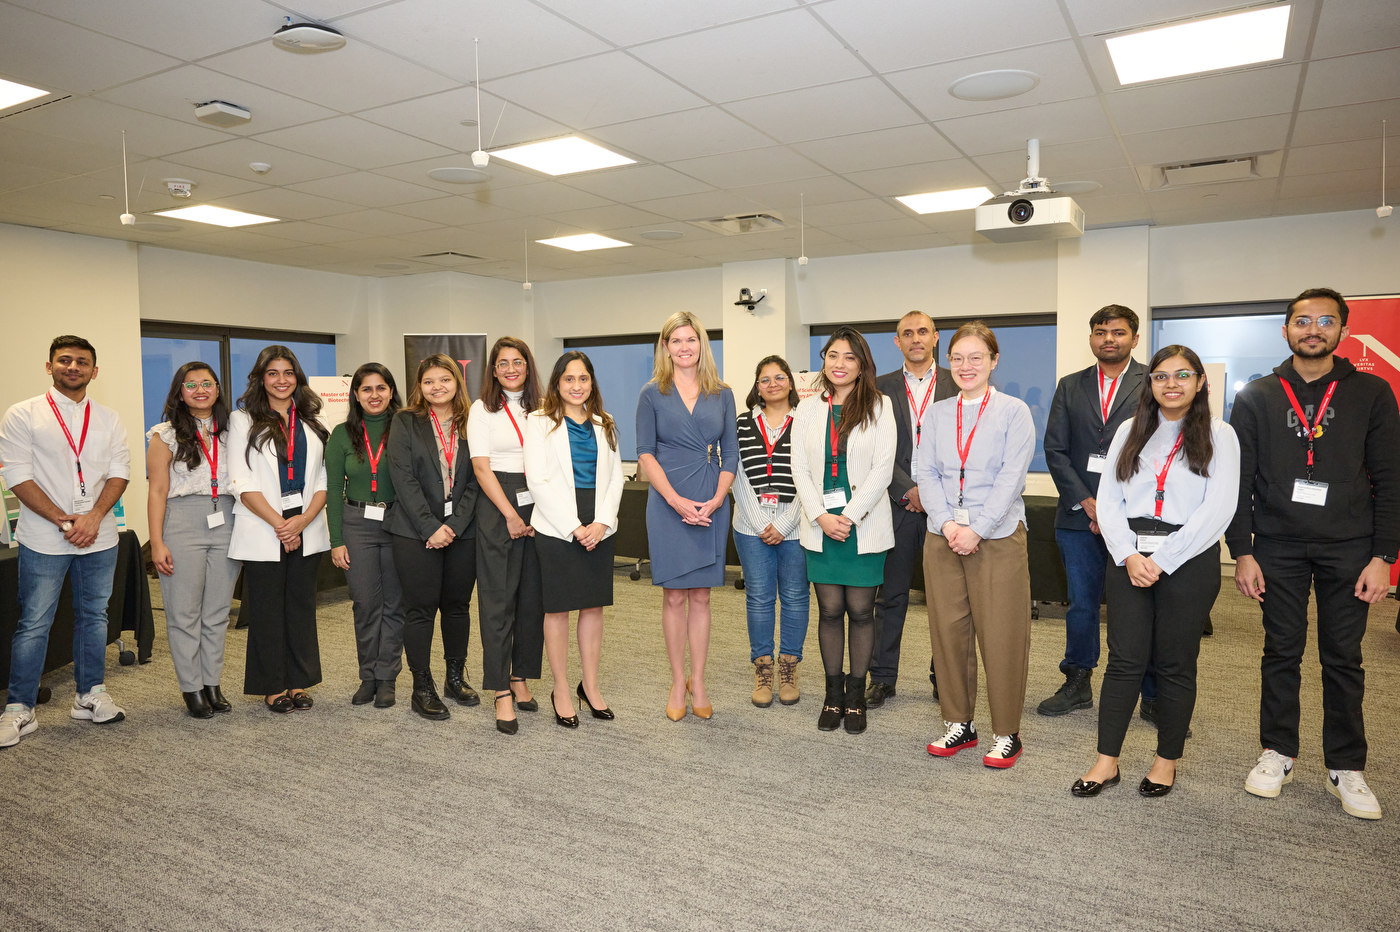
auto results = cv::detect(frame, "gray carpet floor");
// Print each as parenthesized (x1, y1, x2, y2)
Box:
(2, 567, 1399, 932)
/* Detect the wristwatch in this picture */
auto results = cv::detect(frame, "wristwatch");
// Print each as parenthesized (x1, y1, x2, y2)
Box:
(1377, 554, 1397, 565)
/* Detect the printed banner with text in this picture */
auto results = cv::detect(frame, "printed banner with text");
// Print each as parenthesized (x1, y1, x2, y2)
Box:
(1340, 295, 1400, 585)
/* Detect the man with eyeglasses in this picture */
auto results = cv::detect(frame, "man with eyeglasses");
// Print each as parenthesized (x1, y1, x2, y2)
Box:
(1229, 287, 1400, 820)
(866, 311, 956, 708)
(0, 335, 131, 748)
(1041, 305, 1147, 718)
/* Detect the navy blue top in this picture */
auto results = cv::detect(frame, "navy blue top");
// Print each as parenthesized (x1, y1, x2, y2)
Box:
(566, 417, 597, 489)
(276, 416, 307, 496)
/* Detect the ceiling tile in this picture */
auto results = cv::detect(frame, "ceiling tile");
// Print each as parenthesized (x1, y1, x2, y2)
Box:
(669, 147, 826, 189)
(843, 158, 992, 197)
(165, 138, 355, 185)
(724, 78, 922, 144)
(338, 0, 610, 83)
(589, 107, 773, 162)
(817, 0, 1070, 71)
(382, 195, 522, 226)
(792, 125, 962, 174)
(935, 96, 1113, 156)
(248, 220, 368, 244)
(1145, 177, 1277, 212)
(729, 174, 871, 211)
(854, 232, 958, 253)
(632, 190, 765, 221)
(972, 136, 1129, 183)
(800, 199, 908, 226)
(1078, 193, 1152, 225)
(886, 41, 1098, 123)
(180, 226, 306, 252)
(1106, 64, 1302, 136)
(1284, 138, 1397, 177)
(0, 127, 118, 175)
(256, 243, 366, 265)
(288, 171, 446, 208)
(561, 163, 713, 201)
(1278, 168, 1384, 199)
(485, 52, 706, 129)
(630, 10, 868, 103)
(1061, 0, 1227, 34)
(1272, 191, 1379, 217)
(1122, 114, 1293, 166)
(1310, 0, 1400, 57)
(471, 180, 614, 214)
(1290, 98, 1400, 148)
(0, 159, 67, 194)
(534, 0, 799, 46)
(2, 97, 230, 160)
(1150, 202, 1278, 227)
(50, 161, 268, 210)
(821, 217, 933, 240)
(0, 5, 180, 95)
(200, 39, 458, 113)
(542, 204, 670, 232)
(1300, 48, 1400, 111)
(7, 0, 286, 62)
(95, 65, 339, 137)
(371, 155, 543, 194)
(209, 186, 359, 220)
(315, 208, 446, 236)
(357, 88, 567, 151)
(251, 117, 454, 169)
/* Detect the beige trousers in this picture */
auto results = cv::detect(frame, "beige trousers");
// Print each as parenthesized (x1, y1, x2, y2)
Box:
(924, 524, 1031, 736)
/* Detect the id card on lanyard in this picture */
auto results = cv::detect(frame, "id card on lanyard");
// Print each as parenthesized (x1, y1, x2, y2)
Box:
(823, 397, 847, 509)
(196, 426, 225, 528)
(430, 409, 457, 516)
(953, 390, 992, 525)
(502, 397, 533, 507)
(1089, 368, 1120, 474)
(362, 424, 387, 521)
(756, 411, 790, 515)
(906, 376, 934, 446)
(1137, 432, 1185, 550)
(47, 392, 91, 512)
(279, 406, 303, 511)
(1279, 377, 1337, 505)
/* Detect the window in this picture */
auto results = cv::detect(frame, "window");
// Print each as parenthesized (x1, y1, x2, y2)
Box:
(140, 322, 337, 433)
(1151, 302, 1288, 424)
(811, 315, 1057, 472)
(562, 332, 723, 461)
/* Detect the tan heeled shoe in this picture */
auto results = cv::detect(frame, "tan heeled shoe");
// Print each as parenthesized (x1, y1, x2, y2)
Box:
(688, 677, 712, 720)
(667, 679, 688, 721)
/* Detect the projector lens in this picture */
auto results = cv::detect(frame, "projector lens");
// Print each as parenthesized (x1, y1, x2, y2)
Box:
(1008, 199, 1034, 224)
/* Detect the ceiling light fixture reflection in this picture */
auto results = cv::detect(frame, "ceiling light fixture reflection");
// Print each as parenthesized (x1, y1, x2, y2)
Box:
(0, 77, 48, 111)
(493, 137, 636, 175)
(896, 186, 995, 214)
(1106, 5, 1291, 85)
(153, 205, 279, 227)
(536, 233, 630, 251)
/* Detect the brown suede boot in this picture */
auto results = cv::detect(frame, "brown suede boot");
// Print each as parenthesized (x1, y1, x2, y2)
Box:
(752, 656, 774, 707)
(777, 654, 801, 705)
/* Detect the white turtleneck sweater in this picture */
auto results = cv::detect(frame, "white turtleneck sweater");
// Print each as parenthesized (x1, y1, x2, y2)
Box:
(467, 390, 528, 472)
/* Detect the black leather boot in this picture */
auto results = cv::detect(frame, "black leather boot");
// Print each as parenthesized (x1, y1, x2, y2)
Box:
(1037, 667, 1093, 717)
(410, 669, 450, 720)
(442, 657, 480, 706)
(183, 690, 213, 719)
(843, 673, 867, 734)
(202, 684, 231, 713)
(817, 674, 844, 732)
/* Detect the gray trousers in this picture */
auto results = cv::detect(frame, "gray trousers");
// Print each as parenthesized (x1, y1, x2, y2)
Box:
(158, 495, 241, 692)
(475, 472, 545, 691)
(342, 502, 405, 681)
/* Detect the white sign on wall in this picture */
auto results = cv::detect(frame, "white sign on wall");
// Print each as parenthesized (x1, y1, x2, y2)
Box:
(310, 375, 352, 430)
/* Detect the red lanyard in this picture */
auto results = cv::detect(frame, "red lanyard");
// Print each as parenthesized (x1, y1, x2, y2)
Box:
(905, 373, 935, 445)
(755, 412, 792, 478)
(46, 392, 91, 496)
(196, 424, 219, 507)
(1098, 368, 1120, 423)
(1279, 377, 1337, 480)
(280, 406, 297, 482)
(502, 395, 525, 449)
(955, 390, 993, 506)
(362, 424, 385, 501)
(430, 409, 457, 492)
(1153, 431, 1187, 518)
(826, 395, 840, 479)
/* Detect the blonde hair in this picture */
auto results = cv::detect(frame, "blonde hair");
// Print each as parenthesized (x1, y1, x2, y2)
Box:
(652, 311, 727, 396)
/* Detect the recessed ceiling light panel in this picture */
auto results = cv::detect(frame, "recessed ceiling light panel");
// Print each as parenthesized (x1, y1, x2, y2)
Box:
(948, 70, 1040, 101)
(154, 205, 279, 227)
(1106, 5, 1291, 85)
(0, 77, 48, 112)
(493, 137, 636, 176)
(896, 187, 995, 214)
(536, 233, 631, 251)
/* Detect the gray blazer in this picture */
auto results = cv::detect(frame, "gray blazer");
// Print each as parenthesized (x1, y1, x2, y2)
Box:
(382, 409, 478, 541)
(1043, 358, 1146, 531)
(876, 366, 958, 505)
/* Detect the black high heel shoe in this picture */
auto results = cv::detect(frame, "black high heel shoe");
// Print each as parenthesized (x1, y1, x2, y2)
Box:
(494, 693, 519, 735)
(510, 676, 539, 712)
(577, 682, 615, 720)
(551, 691, 579, 729)
(1071, 768, 1121, 797)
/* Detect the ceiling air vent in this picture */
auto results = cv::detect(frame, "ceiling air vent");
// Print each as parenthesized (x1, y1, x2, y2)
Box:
(1162, 157, 1255, 187)
(692, 213, 787, 235)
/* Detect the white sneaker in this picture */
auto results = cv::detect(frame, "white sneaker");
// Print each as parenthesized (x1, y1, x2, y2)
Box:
(1327, 769, 1382, 820)
(71, 685, 125, 725)
(0, 704, 37, 748)
(1245, 749, 1294, 798)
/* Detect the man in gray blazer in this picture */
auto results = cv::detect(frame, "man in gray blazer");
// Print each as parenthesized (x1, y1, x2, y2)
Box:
(1040, 305, 1147, 716)
(867, 312, 957, 707)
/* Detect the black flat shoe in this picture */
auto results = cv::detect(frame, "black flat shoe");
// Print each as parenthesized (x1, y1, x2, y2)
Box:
(290, 692, 313, 710)
(577, 682, 615, 720)
(351, 680, 376, 705)
(267, 695, 294, 714)
(511, 677, 538, 712)
(495, 694, 519, 735)
(183, 690, 213, 719)
(1071, 769, 1121, 797)
(551, 693, 579, 729)
(202, 685, 231, 713)
(1139, 776, 1174, 797)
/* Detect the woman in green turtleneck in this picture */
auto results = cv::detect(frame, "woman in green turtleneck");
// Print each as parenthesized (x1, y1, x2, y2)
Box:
(327, 363, 404, 709)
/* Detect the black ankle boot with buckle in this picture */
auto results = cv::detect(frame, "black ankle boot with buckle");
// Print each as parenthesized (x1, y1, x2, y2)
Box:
(843, 673, 867, 734)
(817, 674, 844, 732)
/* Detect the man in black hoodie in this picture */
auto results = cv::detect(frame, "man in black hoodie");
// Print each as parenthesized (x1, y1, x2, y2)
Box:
(1228, 287, 1400, 821)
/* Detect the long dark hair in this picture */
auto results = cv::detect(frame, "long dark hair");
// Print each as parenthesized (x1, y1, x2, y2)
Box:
(540, 351, 618, 451)
(1115, 344, 1214, 481)
(161, 361, 230, 471)
(406, 354, 469, 437)
(479, 336, 542, 414)
(745, 354, 800, 410)
(818, 327, 880, 437)
(346, 363, 401, 460)
(238, 345, 327, 466)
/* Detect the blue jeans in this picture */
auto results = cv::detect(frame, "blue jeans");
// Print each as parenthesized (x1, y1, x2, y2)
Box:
(8, 543, 119, 707)
(733, 532, 810, 661)
(1054, 527, 1156, 699)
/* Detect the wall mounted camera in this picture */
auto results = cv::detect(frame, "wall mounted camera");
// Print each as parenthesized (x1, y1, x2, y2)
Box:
(734, 287, 767, 312)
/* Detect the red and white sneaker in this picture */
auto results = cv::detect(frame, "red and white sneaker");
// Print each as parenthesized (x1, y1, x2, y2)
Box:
(927, 721, 978, 757)
(983, 732, 1023, 768)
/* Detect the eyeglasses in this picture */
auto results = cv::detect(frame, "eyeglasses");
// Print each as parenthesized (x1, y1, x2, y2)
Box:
(758, 374, 789, 387)
(183, 381, 216, 391)
(948, 354, 989, 367)
(496, 359, 527, 371)
(1289, 315, 1338, 330)
(1150, 370, 1197, 384)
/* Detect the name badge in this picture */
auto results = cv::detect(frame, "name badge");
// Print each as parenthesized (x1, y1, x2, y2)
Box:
(1086, 454, 1107, 474)
(515, 490, 534, 507)
(443, 500, 454, 516)
(952, 507, 971, 526)
(72, 497, 93, 515)
(822, 488, 848, 509)
(1137, 533, 1168, 553)
(363, 504, 386, 521)
(280, 491, 304, 511)
(759, 492, 780, 508)
(1292, 479, 1328, 506)
(206, 511, 226, 529)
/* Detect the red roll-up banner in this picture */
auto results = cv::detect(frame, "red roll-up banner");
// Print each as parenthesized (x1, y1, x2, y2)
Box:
(1339, 295, 1400, 586)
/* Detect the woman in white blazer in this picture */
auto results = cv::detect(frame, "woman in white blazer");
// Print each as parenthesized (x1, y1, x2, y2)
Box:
(791, 327, 896, 735)
(524, 351, 624, 729)
(227, 345, 330, 713)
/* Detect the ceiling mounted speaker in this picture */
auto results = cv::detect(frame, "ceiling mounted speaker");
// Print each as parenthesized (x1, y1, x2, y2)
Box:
(948, 70, 1040, 101)
(272, 21, 345, 53)
(428, 167, 491, 184)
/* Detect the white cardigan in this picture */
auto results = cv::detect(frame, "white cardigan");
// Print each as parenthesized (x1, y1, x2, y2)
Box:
(790, 393, 897, 555)
(523, 411, 624, 542)
(226, 408, 330, 562)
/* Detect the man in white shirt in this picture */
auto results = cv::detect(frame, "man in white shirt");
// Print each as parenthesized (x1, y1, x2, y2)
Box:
(0, 336, 131, 747)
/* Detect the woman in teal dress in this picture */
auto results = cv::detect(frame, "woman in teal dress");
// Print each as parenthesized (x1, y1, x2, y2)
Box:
(790, 328, 897, 734)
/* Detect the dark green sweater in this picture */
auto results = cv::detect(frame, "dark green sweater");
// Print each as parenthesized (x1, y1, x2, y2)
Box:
(325, 413, 395, 547)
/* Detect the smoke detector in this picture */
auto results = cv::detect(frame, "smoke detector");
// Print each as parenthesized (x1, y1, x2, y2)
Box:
(194, 100, 250, 127)
(164, 179, 196, 198)
(272, 19, 346, 52)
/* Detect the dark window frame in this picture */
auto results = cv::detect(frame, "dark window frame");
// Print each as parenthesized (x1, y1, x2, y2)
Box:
(811, 313, 1056, 337)
(140, 320, 337, 391)
(563, 329, 722, 349)
(1150, 300, 1288, 321)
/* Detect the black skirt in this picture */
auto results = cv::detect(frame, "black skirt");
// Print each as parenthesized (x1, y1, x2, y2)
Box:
(537, 488, 615, 613)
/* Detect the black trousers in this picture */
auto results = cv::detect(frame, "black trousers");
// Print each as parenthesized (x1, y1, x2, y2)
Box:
(475, 472, 545, 691)
(870, 504, 924, 686)
(392, 533, 476, 673)
(1255, 535, 1372, 770)
(242, 526, 322, 695)
(1099, 538, 1219, 761)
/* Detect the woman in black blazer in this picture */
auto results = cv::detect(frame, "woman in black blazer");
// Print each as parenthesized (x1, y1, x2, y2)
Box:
(385, 354, 480, 721)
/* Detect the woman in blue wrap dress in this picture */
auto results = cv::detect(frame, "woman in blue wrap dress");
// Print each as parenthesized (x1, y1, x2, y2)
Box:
(636, 312, 738, 722)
